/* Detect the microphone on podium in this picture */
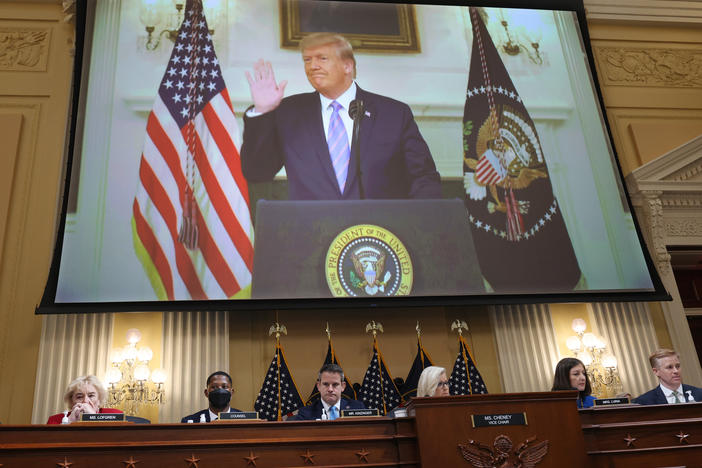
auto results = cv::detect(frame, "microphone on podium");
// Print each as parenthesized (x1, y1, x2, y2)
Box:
(349, 99, 365, 199)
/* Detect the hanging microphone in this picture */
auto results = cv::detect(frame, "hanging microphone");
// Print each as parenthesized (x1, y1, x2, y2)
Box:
(349, 99, 364, 120)
(349, 99, 365, 199)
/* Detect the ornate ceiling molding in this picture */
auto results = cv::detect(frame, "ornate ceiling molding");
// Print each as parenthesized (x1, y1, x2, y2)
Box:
(594, 47, 702, 88)
(584, 0, 702, 24)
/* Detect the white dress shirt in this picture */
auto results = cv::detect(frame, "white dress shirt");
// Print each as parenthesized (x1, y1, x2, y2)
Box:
(320, 399, 341, 420)
(660, 383, 686, 403)
(318, 82, 356, 149)
(208, 406, 232, 421)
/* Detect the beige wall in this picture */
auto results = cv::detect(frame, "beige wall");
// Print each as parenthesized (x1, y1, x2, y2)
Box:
(1, 1, 701, 424)
(0, 0, 74, 424)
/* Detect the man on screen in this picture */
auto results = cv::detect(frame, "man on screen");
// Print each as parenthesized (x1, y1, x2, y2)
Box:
(291, 364, 365, 420)
(633, 349, 702, 405)
(241, 32, 441, 200)
(181, 371, 241, 422)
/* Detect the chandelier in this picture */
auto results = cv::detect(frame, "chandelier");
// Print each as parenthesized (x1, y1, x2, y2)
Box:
(565, 318, 623, 399)
(494, 9, 544, 65)
(138, 0, 223, 52)
(105, 328, 166, 415)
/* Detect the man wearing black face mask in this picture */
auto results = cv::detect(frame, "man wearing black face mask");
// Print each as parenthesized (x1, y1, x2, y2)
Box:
(181, 371, 241, 423)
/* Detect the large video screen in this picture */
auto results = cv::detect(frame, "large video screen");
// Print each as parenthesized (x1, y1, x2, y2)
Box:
(38, 0, 667, 313)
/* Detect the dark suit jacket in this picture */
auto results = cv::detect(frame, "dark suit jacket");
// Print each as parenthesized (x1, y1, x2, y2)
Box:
(181, 407, 242, 423)
(290, 398, 366, 421)
(633, 384, 702, 405)
(241, 86, 441, 200)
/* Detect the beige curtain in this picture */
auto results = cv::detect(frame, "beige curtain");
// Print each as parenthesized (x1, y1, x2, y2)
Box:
(588, 302, 659, 398)
(491, 304, 560, 393)
(31, 313, 113, 424)
(159, 311, 229, 424)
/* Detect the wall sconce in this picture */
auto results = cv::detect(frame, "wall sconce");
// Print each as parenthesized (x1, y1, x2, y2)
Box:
(496, 9, 543, 65)
(565, 318, 623, 398)
(139, 0, 221, 52)
(105, 328, 166, 415)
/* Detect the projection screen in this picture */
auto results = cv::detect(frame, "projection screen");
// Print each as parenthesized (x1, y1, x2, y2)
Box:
(37, 0, 668, 313)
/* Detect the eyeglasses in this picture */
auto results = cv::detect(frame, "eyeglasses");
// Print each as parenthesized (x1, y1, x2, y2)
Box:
(437, 381, 450, 387)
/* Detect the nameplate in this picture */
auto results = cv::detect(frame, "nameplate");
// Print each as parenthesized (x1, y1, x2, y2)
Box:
(471, 412, 527, 428)
(218, 411, 259, 420)
(594, 397, 630, 406)
(81, 413, 124, 422)
(341, 409, 379, 418)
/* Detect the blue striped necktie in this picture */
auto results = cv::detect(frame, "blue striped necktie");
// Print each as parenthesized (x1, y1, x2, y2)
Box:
(328, 405, 338, 420)
(327, 101, 350, 192)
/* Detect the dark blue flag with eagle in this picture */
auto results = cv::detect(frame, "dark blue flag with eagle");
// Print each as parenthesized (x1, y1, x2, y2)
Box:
(462, 7, 581, 292)
(400, 337, 434, 401)
(306, 339, 357, 405)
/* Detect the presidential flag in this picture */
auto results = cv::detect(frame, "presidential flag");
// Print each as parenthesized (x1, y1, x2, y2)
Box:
(448, 334, 488, 396)
(132, 0, 253, 300)
(306, 339, 357, 405)
(359, 338, 402, 415)
(462, 7, 581, 292)
(254, 342, 304, 421)
(400, 337, 434, 401)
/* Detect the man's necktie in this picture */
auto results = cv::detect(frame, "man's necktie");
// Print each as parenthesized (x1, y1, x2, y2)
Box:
(672, 390, 681, 403)
(328, 405, 338, 420)
(327, 101, 350, 192)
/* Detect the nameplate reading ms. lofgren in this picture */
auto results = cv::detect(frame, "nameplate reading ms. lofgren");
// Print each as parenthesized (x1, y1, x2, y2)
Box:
(471, 413, 527, 428)
(81, 413, 125, 422)
(218, 411, 259, 420)
(341, 408, 380, 417)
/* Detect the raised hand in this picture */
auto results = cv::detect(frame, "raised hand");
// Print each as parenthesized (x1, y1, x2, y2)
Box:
(245, 59, 288, 114)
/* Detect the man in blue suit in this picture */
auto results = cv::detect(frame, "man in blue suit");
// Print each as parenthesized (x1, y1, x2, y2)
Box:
(241, 32, 441, 200)
(291, 363, 365, 420)
(633, 349, 702, 405)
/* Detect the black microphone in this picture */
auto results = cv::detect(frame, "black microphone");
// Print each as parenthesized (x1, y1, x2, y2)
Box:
(349, 99, 365, 199)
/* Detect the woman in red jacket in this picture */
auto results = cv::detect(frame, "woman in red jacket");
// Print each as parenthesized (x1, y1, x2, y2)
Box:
(46, 375, 122, 424)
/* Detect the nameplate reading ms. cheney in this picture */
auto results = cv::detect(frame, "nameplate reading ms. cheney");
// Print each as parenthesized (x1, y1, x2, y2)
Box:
(471, 412, 527, 428)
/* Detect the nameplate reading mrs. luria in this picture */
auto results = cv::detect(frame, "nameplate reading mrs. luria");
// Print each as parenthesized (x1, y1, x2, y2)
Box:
(341, 408, 380, 417)
(81, 413, 125, 422)
(218, 411, 259, 420)
(594, 397, 630, 406)
(471, 413, 527, 428)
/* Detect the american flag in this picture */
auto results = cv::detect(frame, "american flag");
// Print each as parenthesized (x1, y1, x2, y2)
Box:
(254, 343, 304, 421)
(132, 0, 253, 300)
(359, 339, 401, 415)
(449, 334, 488, 395)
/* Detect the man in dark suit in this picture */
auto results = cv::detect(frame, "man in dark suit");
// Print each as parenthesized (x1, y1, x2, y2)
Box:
(241, 32, 441, 200)
(181, 371, 241, 422)
(633, 349, 702, 405)
(291, 363, 365, 420)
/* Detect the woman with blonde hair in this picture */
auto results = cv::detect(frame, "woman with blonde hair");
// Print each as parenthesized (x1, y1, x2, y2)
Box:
(46, 375, 122, 424)
(417, 366, 450, 398)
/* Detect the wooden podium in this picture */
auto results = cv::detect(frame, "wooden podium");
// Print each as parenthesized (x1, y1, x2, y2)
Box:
(406, 391, 587, 468)
(5, 395, 702, 467)
(581, 401, 702, 467)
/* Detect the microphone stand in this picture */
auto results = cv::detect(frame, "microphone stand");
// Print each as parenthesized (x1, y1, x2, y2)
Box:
(349, 99, 365, 199)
